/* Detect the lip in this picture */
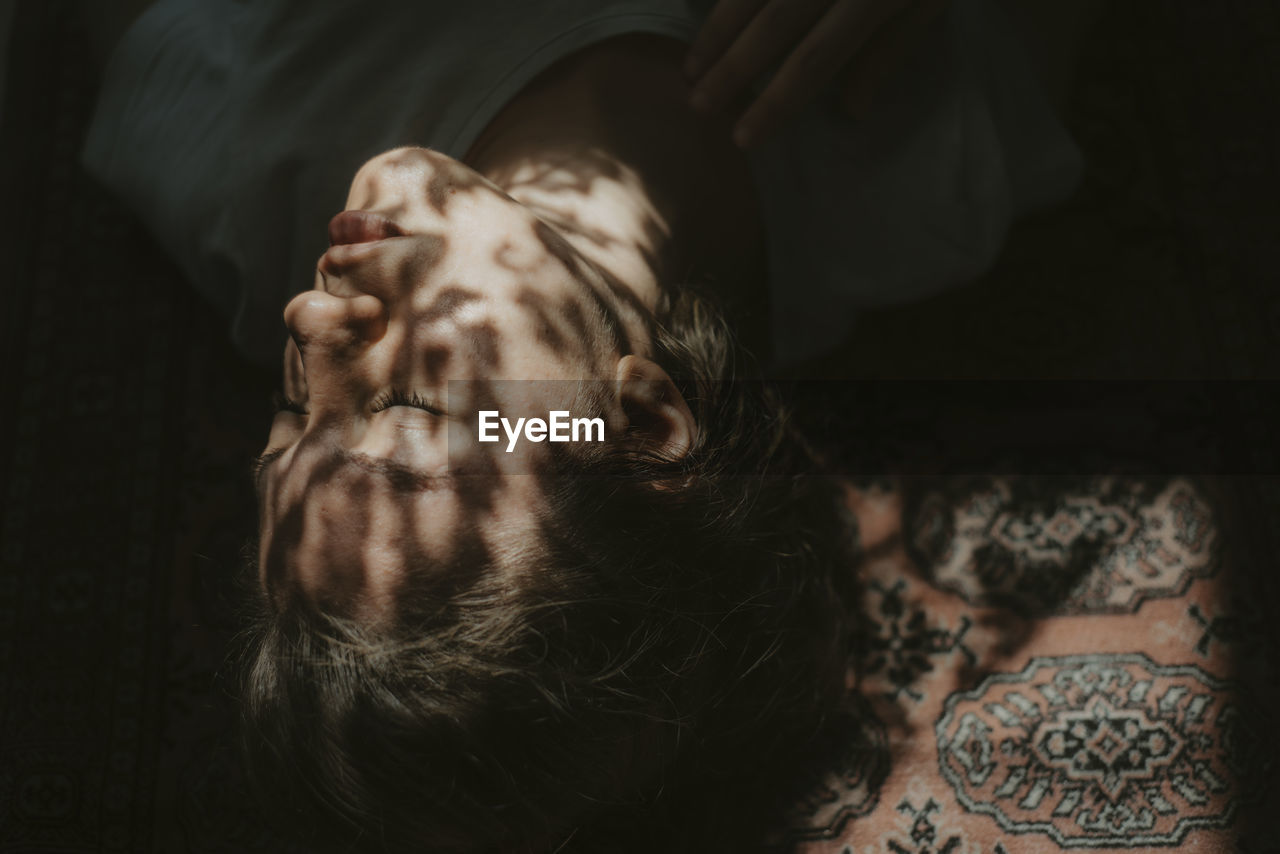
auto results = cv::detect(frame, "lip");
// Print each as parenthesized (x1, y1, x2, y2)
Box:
(320, 240, 393, 274)
(328, 210, 406, 246)
(320, 210, 409, 275)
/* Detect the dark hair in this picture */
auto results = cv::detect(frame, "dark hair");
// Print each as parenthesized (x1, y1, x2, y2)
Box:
(233, 286, 859, 853)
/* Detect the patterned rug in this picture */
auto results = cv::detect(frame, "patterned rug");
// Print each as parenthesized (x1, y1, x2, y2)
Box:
(1, 0, 1277, 851)
(779, 475, 1275, 853)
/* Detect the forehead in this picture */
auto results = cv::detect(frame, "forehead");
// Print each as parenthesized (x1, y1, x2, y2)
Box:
(256, 445, 550, 617)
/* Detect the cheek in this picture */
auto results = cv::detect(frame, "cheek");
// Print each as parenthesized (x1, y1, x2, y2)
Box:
(505, 314, 608, 379)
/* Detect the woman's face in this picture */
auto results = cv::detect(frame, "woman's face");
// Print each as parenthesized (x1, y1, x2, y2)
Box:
(255, 147, 642, 617)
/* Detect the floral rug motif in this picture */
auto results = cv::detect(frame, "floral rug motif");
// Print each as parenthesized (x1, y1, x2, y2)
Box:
(783, 476, 1275, 853)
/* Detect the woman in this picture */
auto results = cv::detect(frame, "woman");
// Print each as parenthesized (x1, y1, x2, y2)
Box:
(79, 0, 1082, 849)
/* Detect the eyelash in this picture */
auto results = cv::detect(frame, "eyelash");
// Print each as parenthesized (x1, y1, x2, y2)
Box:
(271, 389, 445, 415)
(272, 391, 308, 414)
(370, 389, 446, 416)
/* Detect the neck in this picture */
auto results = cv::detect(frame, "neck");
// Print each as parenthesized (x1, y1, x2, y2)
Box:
(465, 35, 767, 348)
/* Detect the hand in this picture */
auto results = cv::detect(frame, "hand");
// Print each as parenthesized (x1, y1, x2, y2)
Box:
(684, 0, 949, 148)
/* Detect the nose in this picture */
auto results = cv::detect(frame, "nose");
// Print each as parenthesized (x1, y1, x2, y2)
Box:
(283, 290, 389, 424)
(283, 289, 388, 354)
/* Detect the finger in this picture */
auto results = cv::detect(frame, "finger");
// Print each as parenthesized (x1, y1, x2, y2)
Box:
(839, 0, 948, 119)
(689, 0, 831, 115)
(732, 0, 907, 147)
(684, 0, 770, 81)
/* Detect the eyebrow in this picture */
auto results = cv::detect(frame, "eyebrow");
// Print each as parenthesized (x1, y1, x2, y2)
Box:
(251, 446, 454, 503)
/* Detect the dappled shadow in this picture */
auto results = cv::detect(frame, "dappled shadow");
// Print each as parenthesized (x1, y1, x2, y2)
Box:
(484, 147, 670, 287)
(261, 287, 619, 626)
(348, 146, 497, 220)
(241, 140, 852, 853)
(254, 142, 692, 635)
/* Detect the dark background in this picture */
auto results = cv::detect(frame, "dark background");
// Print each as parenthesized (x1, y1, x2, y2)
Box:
(1, 0, 1278, 850)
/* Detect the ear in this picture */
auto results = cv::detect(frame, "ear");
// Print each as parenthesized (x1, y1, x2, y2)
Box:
(613, 355, 699, 461)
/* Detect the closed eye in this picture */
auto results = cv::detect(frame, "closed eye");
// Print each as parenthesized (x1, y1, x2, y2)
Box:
(272, 391, 309, 414)
(371, 389, 447, 416)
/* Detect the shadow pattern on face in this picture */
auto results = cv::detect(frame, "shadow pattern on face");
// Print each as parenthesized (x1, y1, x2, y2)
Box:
(482, 147, 669, 289)
(235, 149, 858, 854)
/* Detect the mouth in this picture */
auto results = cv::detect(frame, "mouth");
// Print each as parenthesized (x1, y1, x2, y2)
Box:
(320, 211, 410, 276)
(328, 210, 407, 246)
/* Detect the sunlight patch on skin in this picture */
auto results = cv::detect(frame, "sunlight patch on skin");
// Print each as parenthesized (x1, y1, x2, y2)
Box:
(258, 145, 667, 619)
(261, 435, 550, 623)
(497, 149, 670, 310)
